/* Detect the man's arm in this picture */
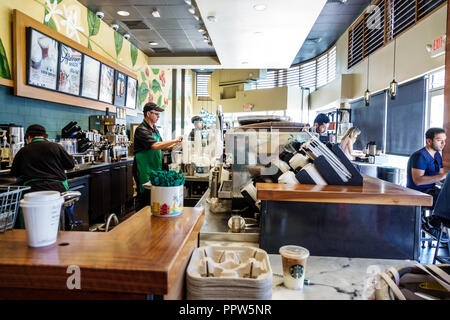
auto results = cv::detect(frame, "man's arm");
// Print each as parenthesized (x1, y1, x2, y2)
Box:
(151, 136, 183, 151)
(411, 168, 447, 186)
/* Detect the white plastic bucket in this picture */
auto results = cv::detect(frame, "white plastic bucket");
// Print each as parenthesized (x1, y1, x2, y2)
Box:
(151, 185, 184, 217)
(19, 191, 64, 247)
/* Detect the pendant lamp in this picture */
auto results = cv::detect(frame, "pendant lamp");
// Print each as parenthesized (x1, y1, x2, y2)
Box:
(389, 38, 398, 99)
(364, 56, 370, 106)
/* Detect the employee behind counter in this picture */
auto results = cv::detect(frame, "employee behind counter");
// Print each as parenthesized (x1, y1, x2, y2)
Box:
(133, 102, 183, 211)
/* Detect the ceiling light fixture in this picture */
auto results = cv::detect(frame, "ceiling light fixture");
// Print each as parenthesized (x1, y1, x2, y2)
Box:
(207, 15, 217, 22)
(112, 24, 119, 31)
(184, 0, 192, 5)
(149, 41, 159, 46)
(253, 4, 267, 11)
(188, 5, 196, 14)
(198, 25, 205, 33)
(241, 61, 248, 64)
(389, 38, 399, 100)
(117, 10, 130, 16)
(152, 8, 160, 18)
(193, 13, 200, 21)
(364, 56, 370, 107)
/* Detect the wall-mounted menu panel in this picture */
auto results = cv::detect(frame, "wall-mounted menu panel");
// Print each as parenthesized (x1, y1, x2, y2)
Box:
(57, 43, 82, 96)
(27, 28, 58, 90)
(13, 10, 138, 113)
(125, 76, 137, 110)
(99, 63, 114, 104)
(114, 71, 126, 107)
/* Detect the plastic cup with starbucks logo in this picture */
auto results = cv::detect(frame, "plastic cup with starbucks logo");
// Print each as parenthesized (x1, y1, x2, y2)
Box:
(279, 245, 310, 290)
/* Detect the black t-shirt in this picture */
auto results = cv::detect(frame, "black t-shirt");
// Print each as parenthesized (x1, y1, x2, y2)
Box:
(133, 121, 162, 154)
(11, 140, 75, 192)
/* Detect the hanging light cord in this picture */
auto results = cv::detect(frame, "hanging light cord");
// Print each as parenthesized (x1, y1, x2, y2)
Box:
(366, 56, 369, 89)
(393, 38, 396, 79)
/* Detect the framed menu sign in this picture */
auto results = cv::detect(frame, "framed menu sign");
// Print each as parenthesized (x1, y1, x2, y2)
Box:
(80, 54, 100, 100)
(27, 28, 59, 90)
(99, 63, 114, 104)
(114, 71, 126, 107)
(125, 76, 137, 110)
(57, 43, 82, 95)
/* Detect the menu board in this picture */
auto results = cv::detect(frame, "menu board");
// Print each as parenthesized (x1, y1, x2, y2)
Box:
(114, 71, 126, 107)
(57, 44, 82, 95)
(99, 63, 114, 104)
(125, 77, 137, 110)
(27, 28, 59, 90)
(80, 55, 100, 100)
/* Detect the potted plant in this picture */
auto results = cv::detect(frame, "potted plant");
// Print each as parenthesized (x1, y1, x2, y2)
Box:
(149, 170, 185, 217)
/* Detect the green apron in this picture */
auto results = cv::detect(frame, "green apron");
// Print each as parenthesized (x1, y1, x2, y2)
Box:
(135, 121, 162, 193)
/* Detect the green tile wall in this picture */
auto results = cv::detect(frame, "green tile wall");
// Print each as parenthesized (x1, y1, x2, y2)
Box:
(0, 85, 143, 139)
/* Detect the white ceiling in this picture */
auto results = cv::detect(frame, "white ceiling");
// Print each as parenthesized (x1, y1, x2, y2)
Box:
(195, 0, 327, 69)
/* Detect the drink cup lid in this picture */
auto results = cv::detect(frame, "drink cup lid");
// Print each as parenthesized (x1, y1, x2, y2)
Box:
(279, 245, 310, 259)
(23, 191, 61, 202)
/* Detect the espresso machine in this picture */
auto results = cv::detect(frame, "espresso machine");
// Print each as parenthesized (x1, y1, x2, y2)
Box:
(89, 115, 129, 161)
(0, 124, 24, 168)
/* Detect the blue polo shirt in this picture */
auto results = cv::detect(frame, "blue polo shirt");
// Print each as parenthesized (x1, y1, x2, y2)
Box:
(407, 147, 443, 191)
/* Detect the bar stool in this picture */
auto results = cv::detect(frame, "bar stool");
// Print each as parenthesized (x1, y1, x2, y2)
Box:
(420, 207, 435, 248)
(432, 222, 450, 264)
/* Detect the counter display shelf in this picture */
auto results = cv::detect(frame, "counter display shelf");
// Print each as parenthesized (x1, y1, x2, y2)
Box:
(257, 175, 432, 260)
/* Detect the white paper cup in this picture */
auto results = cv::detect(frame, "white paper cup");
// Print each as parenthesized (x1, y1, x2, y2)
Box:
(289, 153, 309, 170)
(151, 185, 184, 217)
(279, 245, 310, 290)
(278, 171, 299, 184)
(20, 191, 63, 248)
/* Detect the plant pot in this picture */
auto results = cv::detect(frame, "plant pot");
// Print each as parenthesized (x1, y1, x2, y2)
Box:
(150, 185, 184, 217)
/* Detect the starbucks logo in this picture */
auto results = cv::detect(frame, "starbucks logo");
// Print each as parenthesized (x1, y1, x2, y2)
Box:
(290, 264, 304, 279)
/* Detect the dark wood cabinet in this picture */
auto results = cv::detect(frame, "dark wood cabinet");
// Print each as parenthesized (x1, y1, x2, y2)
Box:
(67, 175, 90, 231)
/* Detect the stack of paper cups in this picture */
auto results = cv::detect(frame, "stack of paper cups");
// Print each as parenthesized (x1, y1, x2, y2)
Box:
(278, 171, 299, 184)
(289, 153, 309, 171)
(19, 191, 64, 247)
(301, 163, 328, 185)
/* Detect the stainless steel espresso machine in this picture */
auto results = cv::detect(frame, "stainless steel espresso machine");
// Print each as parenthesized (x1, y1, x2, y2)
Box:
(0, 124, 24, 169)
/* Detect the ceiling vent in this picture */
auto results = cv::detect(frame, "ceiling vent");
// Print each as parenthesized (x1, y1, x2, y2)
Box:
(122, 20, 150, 30)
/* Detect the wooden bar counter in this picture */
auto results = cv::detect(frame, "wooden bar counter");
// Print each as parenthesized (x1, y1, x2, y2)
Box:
(256, 175, 432, 260)
(0, 207, 204, 300)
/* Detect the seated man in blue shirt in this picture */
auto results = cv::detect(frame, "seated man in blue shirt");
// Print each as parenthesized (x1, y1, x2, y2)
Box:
(407, 127, 448, 242)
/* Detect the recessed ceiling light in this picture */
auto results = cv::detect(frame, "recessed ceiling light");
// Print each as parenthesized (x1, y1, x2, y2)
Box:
(207, 15, 217, 22)
(117, 10, 130, 16)
(198, 25, 205, 33)
(149, 41, 159, 46)
(184, 0, 192, 5)
(241, 61, 248, 64)
(152, 9, 160, 18)
(193, 13, 200, 20)
(253, 4, 267, 11)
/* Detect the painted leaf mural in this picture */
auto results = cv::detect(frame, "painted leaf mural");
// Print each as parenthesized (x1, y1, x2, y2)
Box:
(0, 38, 11, 79)
(44, 9, 58, 31)
(130, 44, 138, 67)
(137, 81, 149, 108)
(151, 79, 162, 94)
(114, 31, 123, 57)
(87, 9, 100, 49)
(157, 95, 162, 106)
(151, 68, 160, 75)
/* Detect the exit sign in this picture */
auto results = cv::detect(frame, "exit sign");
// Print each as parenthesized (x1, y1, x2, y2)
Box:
(430, 35, 446, 58)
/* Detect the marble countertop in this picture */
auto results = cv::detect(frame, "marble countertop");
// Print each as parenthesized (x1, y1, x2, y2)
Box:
(199, 240, 414, 300)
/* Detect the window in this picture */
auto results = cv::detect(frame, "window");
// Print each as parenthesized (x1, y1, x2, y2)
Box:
(195, 72, 211, 97)
(348, 0, 445, 69)
(244, 46, 336, 92)
(428, 68, 445, 129)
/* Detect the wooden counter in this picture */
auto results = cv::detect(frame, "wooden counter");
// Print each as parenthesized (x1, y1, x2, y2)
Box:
(0, 207, 204, 300)
(257, 174, 432, 206)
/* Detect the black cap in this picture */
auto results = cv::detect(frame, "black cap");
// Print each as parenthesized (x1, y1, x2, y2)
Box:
(143, 102, 164, 114)
(191, 115, 203, 123)
(25, 124, 48, 138)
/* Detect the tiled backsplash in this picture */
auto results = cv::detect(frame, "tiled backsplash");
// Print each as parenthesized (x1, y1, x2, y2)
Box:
(0, 85, 143, 140)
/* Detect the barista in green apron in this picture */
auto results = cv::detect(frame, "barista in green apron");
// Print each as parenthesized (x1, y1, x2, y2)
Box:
(133, 102, 183, 211)
(10, 124, 76, 228)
